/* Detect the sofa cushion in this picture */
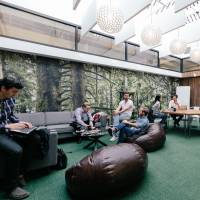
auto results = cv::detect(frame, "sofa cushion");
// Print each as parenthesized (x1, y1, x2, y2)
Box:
(45, 112, 73, 125)
(16, 112, 46, 126)
(46, 124, 74, 134)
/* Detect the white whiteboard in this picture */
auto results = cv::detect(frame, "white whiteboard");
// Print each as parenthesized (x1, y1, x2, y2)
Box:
(176, 86, 190, 108)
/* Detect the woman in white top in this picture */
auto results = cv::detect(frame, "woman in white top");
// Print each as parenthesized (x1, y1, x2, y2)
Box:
(152, 94, 167, 124)
(168, 94, 183, 127)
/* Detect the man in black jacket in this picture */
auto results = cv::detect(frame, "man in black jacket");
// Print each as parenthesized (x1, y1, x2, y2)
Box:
(0, 77, 41, 199)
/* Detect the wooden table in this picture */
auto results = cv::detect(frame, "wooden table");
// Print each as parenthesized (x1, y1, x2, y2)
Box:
(162, 109, 200, 136)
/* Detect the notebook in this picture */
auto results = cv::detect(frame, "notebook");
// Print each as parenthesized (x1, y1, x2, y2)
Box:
(11, 127, 37, 135)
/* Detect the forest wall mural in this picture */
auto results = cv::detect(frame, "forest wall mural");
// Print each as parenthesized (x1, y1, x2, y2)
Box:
(0, 50, 180, 114)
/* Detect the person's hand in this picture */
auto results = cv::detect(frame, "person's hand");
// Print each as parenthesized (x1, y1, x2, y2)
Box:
(20, 121, 33, 128)
(112, 110, 119, 116)
(91, 126, 95, 130)
(122, 120, 129, 124)
(5, 123, 27, 130)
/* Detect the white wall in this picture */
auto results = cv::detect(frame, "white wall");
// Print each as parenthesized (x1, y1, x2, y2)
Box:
(176, 86, 191, 108)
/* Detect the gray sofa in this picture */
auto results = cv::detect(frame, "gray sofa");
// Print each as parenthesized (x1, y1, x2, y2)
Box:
(16, 111, 75, 140)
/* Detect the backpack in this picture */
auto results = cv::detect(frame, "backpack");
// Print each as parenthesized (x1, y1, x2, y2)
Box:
(55, 148, 67, 170)
(147, 107, 155, 123)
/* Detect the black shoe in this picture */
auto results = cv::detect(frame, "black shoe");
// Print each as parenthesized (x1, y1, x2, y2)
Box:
(173, 123, 176, 128)
(18, 176, 26, 187)
(107, 128, 113, 136)
(77, 138, 82, 144)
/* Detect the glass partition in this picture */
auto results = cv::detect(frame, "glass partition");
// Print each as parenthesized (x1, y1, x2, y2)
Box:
(78, 31, 125, 60)
(183, 59, 200, 72)
(0, 3, 185, 71)
(127, 43, 158, 67)
(160, 56, 181, 72)
(0, 5, 76, 50)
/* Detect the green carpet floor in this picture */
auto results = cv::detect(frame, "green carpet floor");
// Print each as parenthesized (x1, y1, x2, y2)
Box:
(1, 128, 200, 200)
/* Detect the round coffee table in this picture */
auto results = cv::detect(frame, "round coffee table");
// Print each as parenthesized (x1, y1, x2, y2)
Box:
(80, 130, 107, 150)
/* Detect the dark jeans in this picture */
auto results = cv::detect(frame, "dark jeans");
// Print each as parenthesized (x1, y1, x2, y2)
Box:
(71, 120, 90, 131)
(154, 113, 167, 124)
(0, 132, 40, 190)
(71, 121, 90, 143)
(116, 123, 140, 144)
(170, 114, 184, 125)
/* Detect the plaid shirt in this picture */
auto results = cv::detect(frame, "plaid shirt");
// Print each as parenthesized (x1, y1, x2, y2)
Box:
(0, 97, 19, 130)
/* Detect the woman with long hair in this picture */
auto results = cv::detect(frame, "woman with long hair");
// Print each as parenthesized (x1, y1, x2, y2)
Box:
(152, 94, 167, 125)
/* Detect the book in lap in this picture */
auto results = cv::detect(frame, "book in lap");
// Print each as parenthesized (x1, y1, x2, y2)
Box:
(11, 127, 37, 135)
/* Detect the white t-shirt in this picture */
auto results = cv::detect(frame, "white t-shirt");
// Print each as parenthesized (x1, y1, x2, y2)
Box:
(119, 99, 134, 116)
(168, 99, 181, 109)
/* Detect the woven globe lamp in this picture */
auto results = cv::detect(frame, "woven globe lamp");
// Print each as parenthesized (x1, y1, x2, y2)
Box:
(190, 48, 200, 62)
(169, 39, 187, 55)
(141, 25, 162, 46)
(96, 4, 124, 34)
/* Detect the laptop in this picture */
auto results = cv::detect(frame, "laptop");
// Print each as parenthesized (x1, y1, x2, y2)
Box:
(11, 127, 37, 135)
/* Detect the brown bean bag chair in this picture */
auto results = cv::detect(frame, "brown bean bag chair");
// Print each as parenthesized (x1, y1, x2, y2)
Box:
(65, 143, 148, 199)
(126, 123, 166, 152)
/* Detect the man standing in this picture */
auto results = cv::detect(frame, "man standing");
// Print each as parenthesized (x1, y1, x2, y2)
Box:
(0, 77, 40, 199)
(108, 107, 149, 143)
(110, 92, 134, 141)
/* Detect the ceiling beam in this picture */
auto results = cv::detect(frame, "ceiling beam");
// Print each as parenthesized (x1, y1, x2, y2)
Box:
(73, 0, 81, 10)
(155, 9, 186, 34)
(118, 0, 151, 22)
(114, 3, 150, 46)
(181, 20, 200, 43)
(81, 0, 97, 37)
(114, 20, 135, 45)
(174, 0, 199, 13)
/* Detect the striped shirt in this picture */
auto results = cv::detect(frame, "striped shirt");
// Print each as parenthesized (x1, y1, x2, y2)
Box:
(0, 97, 19, 130)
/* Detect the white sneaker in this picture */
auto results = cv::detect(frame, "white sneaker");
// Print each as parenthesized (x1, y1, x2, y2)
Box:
(110, 136, 118, 142)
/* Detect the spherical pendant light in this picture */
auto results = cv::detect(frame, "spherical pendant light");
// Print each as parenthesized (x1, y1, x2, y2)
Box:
(190, 48, 200, 62)
(169, 39, 187, 55)
(140, 25, 162, 46)
(96, 5, 124, 34)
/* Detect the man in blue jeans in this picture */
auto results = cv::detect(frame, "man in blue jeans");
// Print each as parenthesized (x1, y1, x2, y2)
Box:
(0, 77, 41, 199)
(108, 107, 149, 143)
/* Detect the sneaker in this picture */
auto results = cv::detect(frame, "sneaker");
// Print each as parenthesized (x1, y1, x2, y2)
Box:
(9, 187, 30, 200)
(110, 136, 118, 142)
(76, 129, 85, 134)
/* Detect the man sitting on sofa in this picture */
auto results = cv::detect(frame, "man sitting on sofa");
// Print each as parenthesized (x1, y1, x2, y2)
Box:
(108, 107, 149, 144)
(72, 102, 95, 131)
(0, 77, 42, 199)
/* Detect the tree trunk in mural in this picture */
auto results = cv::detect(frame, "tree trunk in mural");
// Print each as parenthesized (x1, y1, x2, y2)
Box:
(71, 62, 85, 109)
(0, 51, 7, 77)
(36, 57, 61, 111)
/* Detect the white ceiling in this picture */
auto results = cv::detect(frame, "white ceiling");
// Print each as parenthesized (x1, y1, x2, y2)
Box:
(2, 0, 200, 61)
